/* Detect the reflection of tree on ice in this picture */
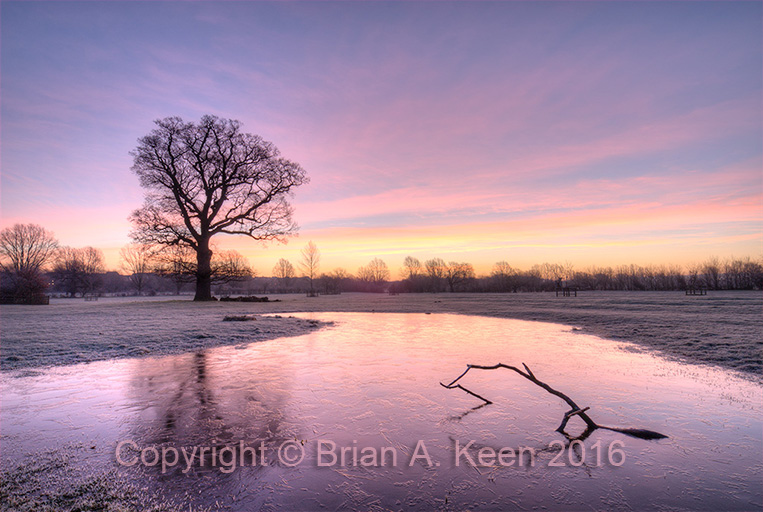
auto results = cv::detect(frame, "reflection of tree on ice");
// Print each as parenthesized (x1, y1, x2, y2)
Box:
(441, 363, 668, 442)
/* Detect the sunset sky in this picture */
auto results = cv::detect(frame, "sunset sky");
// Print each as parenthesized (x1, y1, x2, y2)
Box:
(1, 1, 761, 276)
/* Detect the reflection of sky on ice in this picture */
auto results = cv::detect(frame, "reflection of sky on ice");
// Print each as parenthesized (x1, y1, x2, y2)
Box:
(3, 313, 761, 510)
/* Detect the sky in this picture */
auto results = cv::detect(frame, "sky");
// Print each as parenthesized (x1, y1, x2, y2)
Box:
(1, 1, 761, 277)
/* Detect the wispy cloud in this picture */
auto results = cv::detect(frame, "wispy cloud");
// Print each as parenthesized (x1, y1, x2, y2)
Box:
(1, 1, 760, 271)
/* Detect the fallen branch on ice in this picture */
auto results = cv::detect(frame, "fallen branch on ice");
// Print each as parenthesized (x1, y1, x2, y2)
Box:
(441, 363, 667, 441)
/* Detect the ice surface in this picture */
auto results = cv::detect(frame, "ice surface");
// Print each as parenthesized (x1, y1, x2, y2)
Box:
(2, 312, 760, 511)
(261, 290, 763, 377)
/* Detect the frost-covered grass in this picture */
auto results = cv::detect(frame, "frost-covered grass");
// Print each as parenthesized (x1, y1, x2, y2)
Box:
(1, 298, 329, 373)
(0, 444, 206, 512)
(1, 291, 760, 378)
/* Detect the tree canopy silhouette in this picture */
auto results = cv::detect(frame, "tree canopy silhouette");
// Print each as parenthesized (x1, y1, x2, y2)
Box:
(129, 115, 308, 301)
(0, 223, 58, 304)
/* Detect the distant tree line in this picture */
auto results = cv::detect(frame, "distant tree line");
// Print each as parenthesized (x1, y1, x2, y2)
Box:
(393, 257, 763, 293)
(2, 224, 761, 303)
(267, 252, 763, 295)
(0, 223, 257, 301)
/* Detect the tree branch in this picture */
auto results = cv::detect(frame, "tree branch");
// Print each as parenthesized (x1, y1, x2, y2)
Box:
(441, 363, 667, 441)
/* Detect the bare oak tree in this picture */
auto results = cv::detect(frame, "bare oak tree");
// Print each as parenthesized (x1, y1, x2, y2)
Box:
(129, 115, 308, 301)
(0, 223, 59, 275)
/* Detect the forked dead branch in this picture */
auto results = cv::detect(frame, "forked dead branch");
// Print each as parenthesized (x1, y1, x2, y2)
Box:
(441, 363, 668, 441)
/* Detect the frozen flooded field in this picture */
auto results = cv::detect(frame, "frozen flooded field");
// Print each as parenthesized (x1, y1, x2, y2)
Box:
(266, 291, 763, 378)
(1, 311, 761, 511)
(1, 293, 761, 510)
(2, 291, 761, 378)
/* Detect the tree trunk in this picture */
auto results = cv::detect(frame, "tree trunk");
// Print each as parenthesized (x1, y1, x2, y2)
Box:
(194, 237, 214, 301)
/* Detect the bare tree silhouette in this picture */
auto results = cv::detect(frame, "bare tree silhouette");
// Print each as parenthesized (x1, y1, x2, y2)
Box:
(129, 115, 307, 301)
(400, 256, 426, 292)
(401, 256, 422, 280)
(319, 268, 350, 294)
(0, 223, 58, 303)
(273, 258, 295, 289)
(299, 241, 320, 296)
(0, 224, 59, 275)
(153, 245, 252, 294)
(491, 261, 516, 292)
(424, 258, 446, 292)
(120, 243, 153, 295)
(702, 257, 722, 290)
(52, 246, 105, 297)
(357, 258, 390, 291)
(212, 250, 254, 284)
(153, 244, 196, 294)
(445, 261, 475, 292)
